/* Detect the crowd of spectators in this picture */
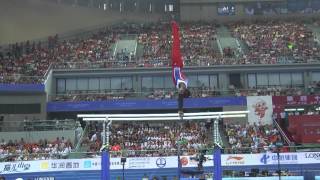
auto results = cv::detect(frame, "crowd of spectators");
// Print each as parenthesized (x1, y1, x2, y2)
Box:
(308, 81, 320, 94)
(236, 86, 310, 96)
(224, 122, 287, 154)
(137, 23, 219, 67)
(231, 21, 320, 64)
(146, 89, 175, 100)
(83, 121, 212, 157)
(282, 109, 320, 117)
(0, 137, 73, 162)
(53, 90, 135, 101)
(0, 28, 116, 83)
(1, 21, 320, 84)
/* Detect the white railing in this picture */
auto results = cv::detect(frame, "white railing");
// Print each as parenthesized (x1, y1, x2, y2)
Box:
(273, 119, 293, 146)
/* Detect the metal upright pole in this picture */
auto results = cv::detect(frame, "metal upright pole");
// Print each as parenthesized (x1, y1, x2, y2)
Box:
(122, 163, 125, 180)
(103, 120, 106, 146)
(213, 117, 222, 180)
(102, 151, 110, 180)
(277, 150, 281, 180)
(101, 116, 110, 180)
(177, 141, 181, 180)
(106, 118, 110, 148)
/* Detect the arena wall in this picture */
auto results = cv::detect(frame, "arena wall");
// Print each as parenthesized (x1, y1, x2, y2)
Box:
(0, 130, 75, 144)
(0, 93, 47, 131)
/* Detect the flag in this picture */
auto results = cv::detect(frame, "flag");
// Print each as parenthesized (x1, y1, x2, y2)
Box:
(171, 21, 183, 68)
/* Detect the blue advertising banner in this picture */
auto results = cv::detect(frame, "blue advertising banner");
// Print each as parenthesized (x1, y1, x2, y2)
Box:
(181, 178, 304, 180)
(0, 83, 45, 92)
(223, 177, 304, 180)
(47, 97, 246, 112)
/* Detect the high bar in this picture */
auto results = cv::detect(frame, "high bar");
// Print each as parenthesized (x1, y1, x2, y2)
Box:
(82, 114, 247, 121)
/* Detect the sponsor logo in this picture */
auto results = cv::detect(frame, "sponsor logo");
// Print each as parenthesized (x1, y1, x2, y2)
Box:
(84, 160, 92, 168)
(227, 156, 244, 161)
(225, 156, 245, 165)
(83, 160, 98, 168)
(111, 160, 121, 166)
(180, 157, 188, 166)
(156, 158, 166, 168)
(50, 161, 80, 169)
(40, 162, 49, 170)
(34, 177, 55, 180)
(128, 157, 151, 168)
(260, 154, 298, 164)
(305, 153, 320, 160)
(0, 162, 31, 173)
(260, 154, 270, 164)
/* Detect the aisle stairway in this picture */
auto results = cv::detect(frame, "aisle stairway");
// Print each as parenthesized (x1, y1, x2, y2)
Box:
(219, 122, 231, 150)
(68, 123, 90, 159)
(216, 26, 239, 51)
(308, 24, 320, 45)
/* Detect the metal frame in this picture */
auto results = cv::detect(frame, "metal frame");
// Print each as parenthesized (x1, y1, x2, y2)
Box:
(78, 111, 249, 118)
(77, 110, 249, 148)
(77, 110, 249, 180)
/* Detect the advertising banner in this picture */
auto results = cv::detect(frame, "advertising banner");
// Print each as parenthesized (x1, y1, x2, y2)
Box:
(221, 152, 299, 166)
(1, 152, 320, 174)
(272, 95, 320, 106)
(300, 152, 320, 164)
(223, 177, 304, 180)
(125, 156, 177, 169)
(180, 155, 213, 168)
(258, 152, 299, 165)
(272, 95, 320, 117)
(0, 156, 178, 174)
(247, 96, 273, 125)
(0, 83, 45, 92)
(221, 154, 259, 166)
(47, 96, 246, 112)
(288, 115, 320, 143)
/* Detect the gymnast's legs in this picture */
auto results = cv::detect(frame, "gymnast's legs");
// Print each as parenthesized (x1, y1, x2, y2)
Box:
(177, 82, 190, 119)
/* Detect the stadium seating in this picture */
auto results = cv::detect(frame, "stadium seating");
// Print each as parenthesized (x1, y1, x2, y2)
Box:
(83, 121, 212, 157)
(0, 137, 73, 161)
(2, 21, 320, 84)
(223, 123, 285, 154)
(230, 21, 320, 64)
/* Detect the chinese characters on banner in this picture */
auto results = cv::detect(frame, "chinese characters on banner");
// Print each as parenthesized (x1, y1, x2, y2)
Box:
(272, 95, 320, 118)
(272, 95, 320, 106)
(1, 152, 320, 174)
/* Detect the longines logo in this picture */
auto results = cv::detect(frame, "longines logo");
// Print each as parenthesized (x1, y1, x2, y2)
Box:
(305, 153, 320, 160)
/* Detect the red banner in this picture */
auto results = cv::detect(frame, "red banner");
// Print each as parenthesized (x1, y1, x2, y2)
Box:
(272, 95, 320, 117)
(288, 115, 320, 143)
(171, 21, 183, 68)
(272, 95, 320, 106)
